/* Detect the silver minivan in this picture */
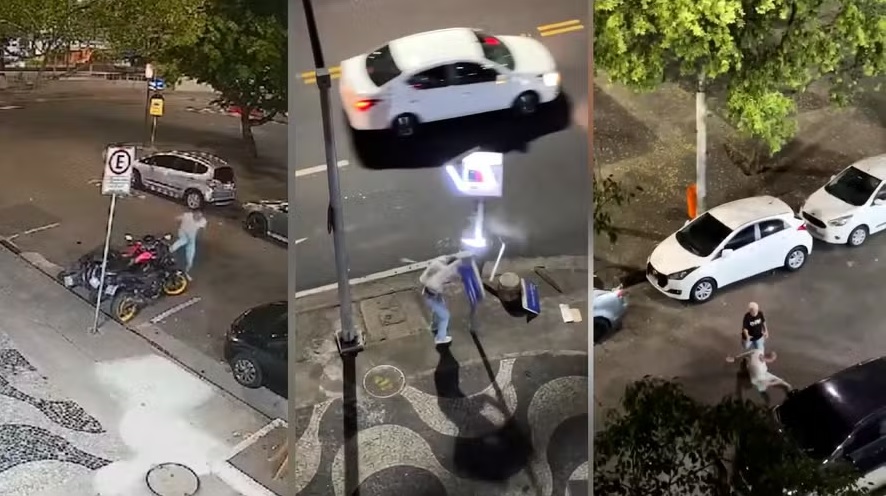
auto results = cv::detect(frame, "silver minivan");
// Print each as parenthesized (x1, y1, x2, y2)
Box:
(132, 150, 237, 209)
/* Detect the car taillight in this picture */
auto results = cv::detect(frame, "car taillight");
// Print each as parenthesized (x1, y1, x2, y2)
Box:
(797, 223, 807, 231)
(354, 99, 380, 111)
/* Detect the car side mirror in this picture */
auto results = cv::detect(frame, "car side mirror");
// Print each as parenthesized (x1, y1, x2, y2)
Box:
(830, 174, 836, 181)
(124, 234, 133, 242)
(721, 248, 734, 258)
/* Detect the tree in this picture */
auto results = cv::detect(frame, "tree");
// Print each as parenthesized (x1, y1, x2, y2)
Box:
(595, 378, 868, 496)
(594, 0, 886, 208)
(0, 0, 95, 76)
(167, 0, 286, 157)
(594, 173, 640, 244)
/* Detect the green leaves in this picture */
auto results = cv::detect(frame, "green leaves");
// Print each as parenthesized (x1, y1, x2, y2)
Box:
(594, 174, 641, 244)
(595, 378, 869, 496)
(595, 0, 886, 155)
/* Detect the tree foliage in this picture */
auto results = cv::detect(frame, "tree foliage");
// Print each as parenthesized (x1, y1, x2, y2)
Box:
(594, 0, 886, 155)
(166, 0, 287, 157)
(594, 173, 640, 244)
(0, 0, 96, 69)
(595, 378, 868, 496)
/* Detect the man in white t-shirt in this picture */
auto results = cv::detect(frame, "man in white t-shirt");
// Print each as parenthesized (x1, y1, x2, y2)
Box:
(418, 255, 464, 345)
(726, 349, 792, 403)
(170, 210, 207, 279)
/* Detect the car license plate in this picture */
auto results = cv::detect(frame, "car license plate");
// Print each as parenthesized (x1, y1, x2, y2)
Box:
(105, 285, 117, 296)
(63, 275, 74, 287)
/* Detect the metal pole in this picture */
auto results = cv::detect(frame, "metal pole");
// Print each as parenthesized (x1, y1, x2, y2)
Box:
(474, 199, 485, 242)
(301, 0, 361, 354)
(489, 241, 506, 282)
(91, 194, 117, 333)
(150, 116, 157, 148)
(144, 85, 150, 143)
(695, 73, 707, 214)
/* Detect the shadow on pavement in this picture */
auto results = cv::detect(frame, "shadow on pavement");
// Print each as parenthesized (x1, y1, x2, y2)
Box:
(342, 353, 361, 495)
(348, 93, 574, 170)
(434, 336, 538, 485)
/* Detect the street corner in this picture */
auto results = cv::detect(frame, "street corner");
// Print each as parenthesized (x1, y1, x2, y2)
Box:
(293, 351, 589, 496)
(360, 290, 429, 345)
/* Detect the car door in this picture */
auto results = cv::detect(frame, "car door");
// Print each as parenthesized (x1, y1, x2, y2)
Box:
(268, 203, 288, 241)
(451, 61, 508, 115)
(397, 65, 455, 122)
(841, 414, 886, 491)
(167, 156, 197, 197)
(707, 224, 760, 287)
(755, 218, 793, 269)
(264, 317, 288, 387)
(143, 154, 177, 194)
(867, 183, 886, 234)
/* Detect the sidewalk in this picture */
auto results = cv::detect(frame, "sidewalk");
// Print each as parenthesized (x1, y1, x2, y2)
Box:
(292, 256, 590, 495)
(0, 246, 283, 496)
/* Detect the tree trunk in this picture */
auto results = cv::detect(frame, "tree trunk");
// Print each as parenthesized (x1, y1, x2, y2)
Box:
(240, 108, 258, 158)
(696, 74, 708, 214)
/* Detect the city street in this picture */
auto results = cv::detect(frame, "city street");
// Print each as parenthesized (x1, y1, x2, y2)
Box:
(595, 232, 886, 430)
(0, 84, 287, 384)
(291, 0, 589, 290)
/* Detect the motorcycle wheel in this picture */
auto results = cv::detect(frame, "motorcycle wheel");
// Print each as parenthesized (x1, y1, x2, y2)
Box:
(111, 293, 140, 323)
(162, 272, 189, 296)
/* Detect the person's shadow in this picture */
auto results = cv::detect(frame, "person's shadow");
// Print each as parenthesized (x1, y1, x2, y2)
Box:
(434, 347, 532, 482)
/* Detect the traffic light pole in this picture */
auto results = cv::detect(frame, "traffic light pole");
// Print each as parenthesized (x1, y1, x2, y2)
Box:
(301, 0, 363, 355)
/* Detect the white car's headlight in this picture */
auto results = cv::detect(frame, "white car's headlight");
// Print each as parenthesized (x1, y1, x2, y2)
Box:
(542, 72, 560, 87)
(828, 215, 853, 227)
(669, 267, 698, 280)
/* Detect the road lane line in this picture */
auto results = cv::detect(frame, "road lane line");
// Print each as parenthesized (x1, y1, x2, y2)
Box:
(295, 160, 349, 177)
(537, 19, 584, 37)
(295, 238, 308, 245)
(295, 250, 472, 299)
(211, 461, 278, 496)
(149, 297, 202, 324)
(7, 222, 61, 240)
(225, 418, 286, 458)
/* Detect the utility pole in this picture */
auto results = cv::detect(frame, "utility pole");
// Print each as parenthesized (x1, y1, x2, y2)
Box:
(300, 0, 363, 355)
(695, 73, 707, 214)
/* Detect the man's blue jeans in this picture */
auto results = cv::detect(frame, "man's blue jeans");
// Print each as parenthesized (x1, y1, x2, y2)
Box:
(424, 292, 450, 341)
(743, 337, 765, 351)
(170, 232, 197, 273)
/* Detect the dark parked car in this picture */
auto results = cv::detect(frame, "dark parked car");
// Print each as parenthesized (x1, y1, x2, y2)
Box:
(242, 200, 288, 243)
(224, 301, 287, 394)
(775, 356, 886, 492)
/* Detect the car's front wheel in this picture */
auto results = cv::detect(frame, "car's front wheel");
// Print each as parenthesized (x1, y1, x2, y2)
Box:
(513, 91, 540, 116)
(848, 225, 869, 247)
(231, 353, 264, 388)
(690, 278, 717, 303)
(244, 213, 268, 237)
(784, 246, 808, 271)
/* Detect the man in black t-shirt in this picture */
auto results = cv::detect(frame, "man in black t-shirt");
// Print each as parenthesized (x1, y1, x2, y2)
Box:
(741, 302, 767, 351)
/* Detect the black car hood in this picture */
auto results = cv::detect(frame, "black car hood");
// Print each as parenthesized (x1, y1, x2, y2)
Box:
(238, 301, 287, 329)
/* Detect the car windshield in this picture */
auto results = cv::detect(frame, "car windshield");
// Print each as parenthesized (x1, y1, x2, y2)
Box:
(825, 166, 881, 207)
(474, 32, 515, 70)
(365, 44, 402, 87)
(674, 212, 733, 257)
(777, 384, 853, 460)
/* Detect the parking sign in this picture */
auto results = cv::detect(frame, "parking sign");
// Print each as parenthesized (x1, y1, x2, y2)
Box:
(101, 146, 135, 196)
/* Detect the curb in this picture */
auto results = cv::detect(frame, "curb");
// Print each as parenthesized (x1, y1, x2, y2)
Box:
(294, 255, 588, 314)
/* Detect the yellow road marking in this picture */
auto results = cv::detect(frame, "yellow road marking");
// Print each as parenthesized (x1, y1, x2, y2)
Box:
(537, 19, 584, 37)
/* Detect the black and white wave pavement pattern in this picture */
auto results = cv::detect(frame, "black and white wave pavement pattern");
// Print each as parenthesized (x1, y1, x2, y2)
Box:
(293, 351, 589, 496)
(0, 333, 114, 493)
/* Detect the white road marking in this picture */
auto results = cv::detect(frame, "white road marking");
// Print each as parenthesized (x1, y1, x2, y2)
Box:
(225, 418, 286, 458)
(295, 160, 349, 178)
(148, 297, 202, 324)
(295, 237, 308, 245)
(400, 258, 416, 264)
(6, 222, 61, 240)
(295, 250, 472, 299)
(0, 105, 22, 110)
(211, 461, 279, 496)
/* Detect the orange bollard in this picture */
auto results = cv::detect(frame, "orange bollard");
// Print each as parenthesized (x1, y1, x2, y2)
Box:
(686, 184, 698, 219)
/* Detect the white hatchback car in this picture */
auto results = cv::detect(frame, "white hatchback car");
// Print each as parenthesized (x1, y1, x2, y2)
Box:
(801, 154, 886, 247)
(339, 28, 561, 137)
(646, 196, 813, 303)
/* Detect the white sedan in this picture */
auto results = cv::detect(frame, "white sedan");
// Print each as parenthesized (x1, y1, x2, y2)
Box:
(339, 27, 561, 137)
(646, 196, 813, 303)
(801, 154, 886, 247)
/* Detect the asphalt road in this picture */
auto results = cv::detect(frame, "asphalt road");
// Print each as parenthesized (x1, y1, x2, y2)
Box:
(291, 0, 589, 290)
(0, 86, 287, 368)
(594, 231, 886, 430)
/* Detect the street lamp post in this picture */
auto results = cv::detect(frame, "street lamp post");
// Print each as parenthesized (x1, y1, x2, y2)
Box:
(300, 0, 363, 355)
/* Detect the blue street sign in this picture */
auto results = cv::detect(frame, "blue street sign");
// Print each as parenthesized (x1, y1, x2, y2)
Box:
(457, 259, 485, 310)
(148, 78, 165, 91)
(521, 278, 541, 315)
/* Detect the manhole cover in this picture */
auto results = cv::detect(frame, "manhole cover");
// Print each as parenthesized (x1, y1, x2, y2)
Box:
(363, 364, 406, 398)
(145, 462, 200, 496)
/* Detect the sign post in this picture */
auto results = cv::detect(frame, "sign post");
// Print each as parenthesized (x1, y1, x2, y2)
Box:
(143, 64, 153, 132)
(148, 94, 164, 147)
(457, 258, 485, 333)
(444, 148, 505, 250)
(92, 146, 134, 333)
